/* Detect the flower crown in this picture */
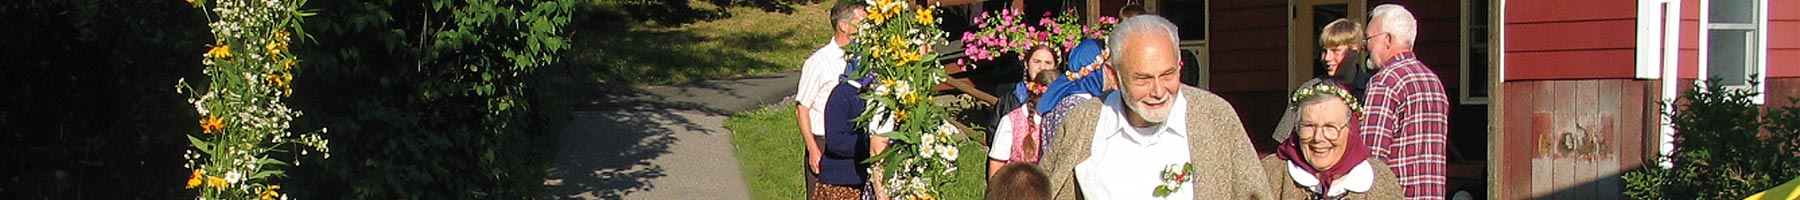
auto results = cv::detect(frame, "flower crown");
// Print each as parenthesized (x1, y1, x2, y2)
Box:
(1063, 49, 1108, 80)
(1288, 83, 1361, 113)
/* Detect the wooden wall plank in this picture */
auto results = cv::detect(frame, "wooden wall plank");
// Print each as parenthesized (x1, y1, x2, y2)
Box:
(1206, 71, 1286, 93)
(1556, 81, 1583, 199)
(1575, 80, 1600, 199)
(1505, 20, 1639, 52)
(1621, 80, 1646, 170)
(1532, 80, 1562, 198)
(1504, 50, 1637, 81)
(1772, 49, 1800, 78)
(1598, 80, 1624, 200)
(1504, 0, 1637, 24)
(1501, 81, 1538, 199)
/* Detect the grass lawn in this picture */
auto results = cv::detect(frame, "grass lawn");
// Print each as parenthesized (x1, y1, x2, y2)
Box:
(726, 106, 989, 200)
(571, 0, 834, 85)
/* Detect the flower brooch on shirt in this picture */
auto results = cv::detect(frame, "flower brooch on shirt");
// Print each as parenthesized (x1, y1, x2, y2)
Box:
(1152, 162, 1196, 197)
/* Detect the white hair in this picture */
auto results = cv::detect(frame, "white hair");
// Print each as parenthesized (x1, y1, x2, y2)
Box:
(1107, 15, 1181, 67)
(1370, 4, 1417, 48)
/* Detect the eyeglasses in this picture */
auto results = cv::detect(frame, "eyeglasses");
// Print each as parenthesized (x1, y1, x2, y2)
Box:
(1297, 122, 1347, 141)
(1363, 32, 1390, 44)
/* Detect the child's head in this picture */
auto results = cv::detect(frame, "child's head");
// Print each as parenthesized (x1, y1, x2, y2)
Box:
(985, 163, 1049, 200)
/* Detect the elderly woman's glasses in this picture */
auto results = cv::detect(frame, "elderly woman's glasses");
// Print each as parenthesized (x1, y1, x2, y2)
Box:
(1298, 122, 1346, 140)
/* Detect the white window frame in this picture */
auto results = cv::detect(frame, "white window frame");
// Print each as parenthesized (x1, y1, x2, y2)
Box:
(1697, 0, 1768, 104)
(1459, 0, 1491, 105)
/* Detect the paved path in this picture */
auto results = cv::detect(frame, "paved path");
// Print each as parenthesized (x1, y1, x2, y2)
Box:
(540, 71, 800, 200)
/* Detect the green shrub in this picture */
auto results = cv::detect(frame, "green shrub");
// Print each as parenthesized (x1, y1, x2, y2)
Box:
(1623, 79, 1800, 199)
(280, 0, 576, 198)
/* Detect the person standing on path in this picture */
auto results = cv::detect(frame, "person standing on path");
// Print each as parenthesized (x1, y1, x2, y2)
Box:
(796, 2, 866, 198)
(1360, 4, 1451, 200)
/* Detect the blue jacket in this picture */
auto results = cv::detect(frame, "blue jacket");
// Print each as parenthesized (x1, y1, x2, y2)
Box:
(820, 78, 871, 186)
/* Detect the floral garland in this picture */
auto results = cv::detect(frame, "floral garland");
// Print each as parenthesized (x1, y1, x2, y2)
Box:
(958, 8, 1117, 69)
(1287, 83, 1363, 113)
(178, 0, 329, 199)
(845, 0, 967, 199)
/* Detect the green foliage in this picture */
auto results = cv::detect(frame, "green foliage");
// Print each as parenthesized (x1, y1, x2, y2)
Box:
(1623, 79, 1800, 199)
(280, 0, 577, 198)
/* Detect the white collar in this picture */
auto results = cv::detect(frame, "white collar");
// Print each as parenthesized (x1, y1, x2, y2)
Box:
(1285, 160, 1376, 197)
(822, 40, 846, 58)
(1095, 90, 1188, 146)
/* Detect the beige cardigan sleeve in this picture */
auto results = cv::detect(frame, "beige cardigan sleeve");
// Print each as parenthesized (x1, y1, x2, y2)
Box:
(1043, 97, 1103, 200)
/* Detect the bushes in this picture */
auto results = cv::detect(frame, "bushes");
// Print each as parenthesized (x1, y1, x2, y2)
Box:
(1623, 79, 1800, 199)
(280, 0, 576, 198)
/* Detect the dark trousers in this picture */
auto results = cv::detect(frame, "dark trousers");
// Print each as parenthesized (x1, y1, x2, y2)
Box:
(804, 135, 822, 198)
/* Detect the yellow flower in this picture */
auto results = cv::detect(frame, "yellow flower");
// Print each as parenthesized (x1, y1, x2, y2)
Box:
(206, 176, 227, 188)
(280, 58, 297, 71)
(915, 9, 934, 24)
(205, 43, 231, 59)
(185, 169, 204, 189)
(259, 185, 282, 200)
(199, 114, 224, 134)
(186, 0, 200, 6)
(265, 41, 282, 58)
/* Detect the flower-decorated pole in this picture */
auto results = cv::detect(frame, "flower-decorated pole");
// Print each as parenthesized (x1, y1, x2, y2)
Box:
(842, 0, 970, 199)
(178, 0, 328, 199)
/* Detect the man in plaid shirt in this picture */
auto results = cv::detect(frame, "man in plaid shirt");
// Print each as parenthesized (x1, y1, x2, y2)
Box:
(1360, 4, 1449, 200)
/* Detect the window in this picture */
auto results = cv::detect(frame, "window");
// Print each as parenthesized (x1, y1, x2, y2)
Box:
(1460, 0, 1491, 105)
(1702, 0, 1766, 101)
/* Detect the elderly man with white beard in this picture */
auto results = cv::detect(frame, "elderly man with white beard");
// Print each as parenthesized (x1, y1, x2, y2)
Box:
(1037, 15, 1273, 200)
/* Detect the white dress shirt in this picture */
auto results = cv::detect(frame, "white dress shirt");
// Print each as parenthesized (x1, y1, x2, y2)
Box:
(1074, 91, 1194, 200)
(796, 40, 847, 136)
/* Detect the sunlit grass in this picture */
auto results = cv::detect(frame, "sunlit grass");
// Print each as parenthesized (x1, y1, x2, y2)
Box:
(727, 106, 988, 200)
(570, 1, 833, 85)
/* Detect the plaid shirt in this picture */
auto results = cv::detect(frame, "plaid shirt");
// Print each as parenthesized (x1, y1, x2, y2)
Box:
(1358, 52, 1449, 200)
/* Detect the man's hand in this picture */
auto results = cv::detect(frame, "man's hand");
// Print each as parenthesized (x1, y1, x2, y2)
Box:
(808, 149, 823, 174)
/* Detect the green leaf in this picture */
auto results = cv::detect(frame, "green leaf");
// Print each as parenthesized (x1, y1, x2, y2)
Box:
(188, 134, 213, 155)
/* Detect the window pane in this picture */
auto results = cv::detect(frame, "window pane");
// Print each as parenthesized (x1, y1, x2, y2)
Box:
(1708, 0, 1755, 24)
(1162, 0, 1207, 40)
(1707, 30, 1752, 86)
(1468, 0, 1489, 98)
(1180, 49, 1201, 86)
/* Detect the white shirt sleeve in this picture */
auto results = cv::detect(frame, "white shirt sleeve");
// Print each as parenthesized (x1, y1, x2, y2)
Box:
(988, 114, 1014, 161)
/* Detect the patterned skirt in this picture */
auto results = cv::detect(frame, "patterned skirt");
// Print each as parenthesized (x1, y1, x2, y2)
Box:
(810, 182, 863, 200)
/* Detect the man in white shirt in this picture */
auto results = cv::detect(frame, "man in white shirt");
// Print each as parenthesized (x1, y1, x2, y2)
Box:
(1037, 15, 1273, 200)
(795, 2, 864, 197)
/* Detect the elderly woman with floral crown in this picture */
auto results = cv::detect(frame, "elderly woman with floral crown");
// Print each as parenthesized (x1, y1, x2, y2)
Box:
(1260, 81, 1402, 200)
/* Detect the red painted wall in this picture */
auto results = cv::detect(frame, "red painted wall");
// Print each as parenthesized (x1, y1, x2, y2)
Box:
(1502, 0, 1639, 81)
(1771, 0, 1800, 78)
(1206, 0, 1289, 154)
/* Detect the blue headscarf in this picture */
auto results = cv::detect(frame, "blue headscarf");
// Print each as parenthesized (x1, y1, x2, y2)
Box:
(1036, 39, 1108, 114)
